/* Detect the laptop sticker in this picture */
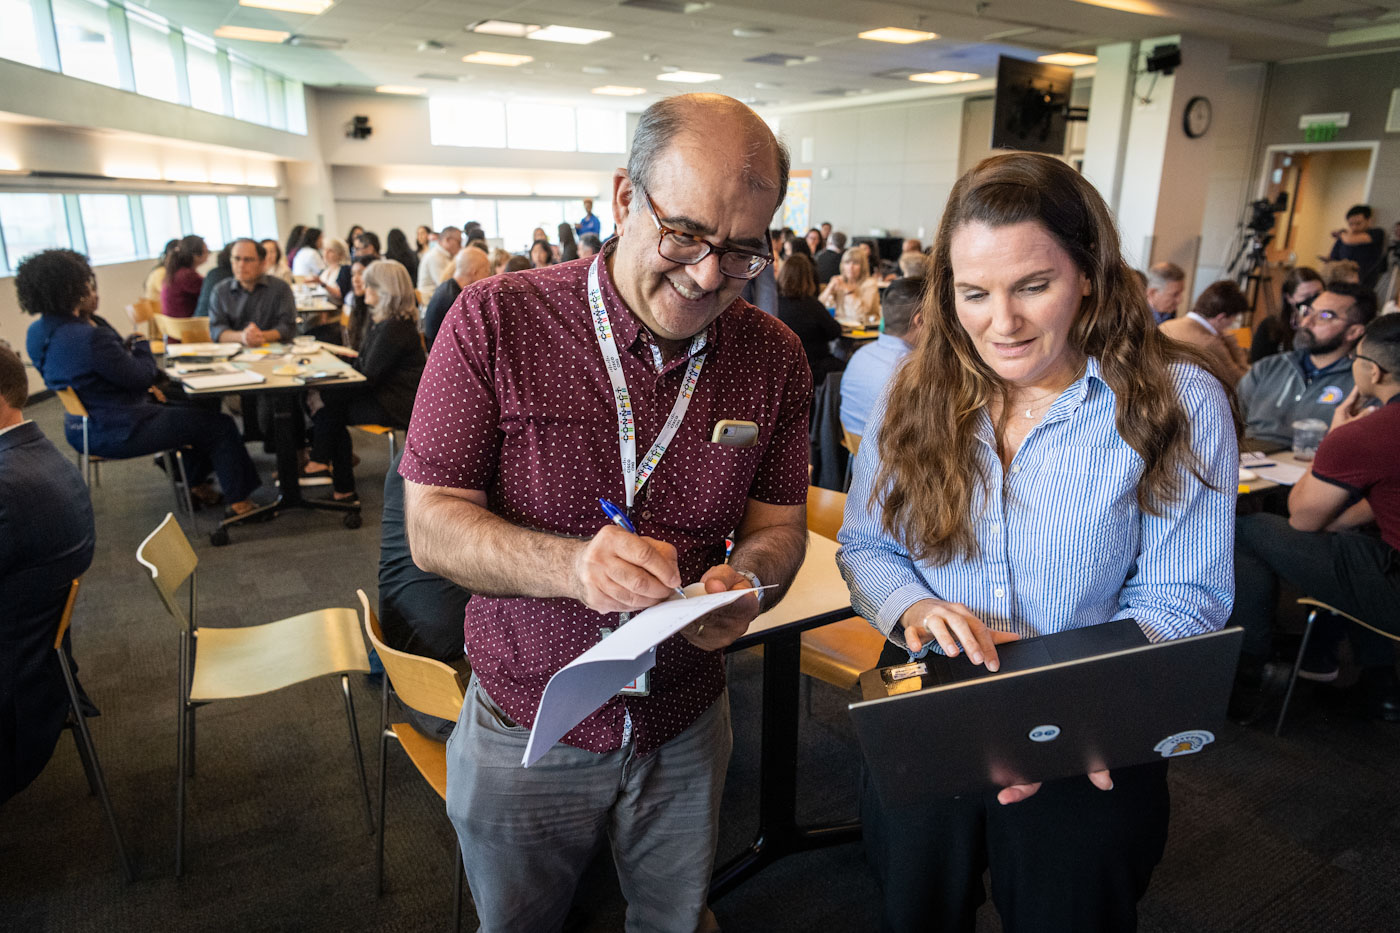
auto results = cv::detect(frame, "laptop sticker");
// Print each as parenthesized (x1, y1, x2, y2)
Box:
(1316, 385, 1344, 405)
(1154, 730, 1215, 758)
(1028, 725, 1061, 743)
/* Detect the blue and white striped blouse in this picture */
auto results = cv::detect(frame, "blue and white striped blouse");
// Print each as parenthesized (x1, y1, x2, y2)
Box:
(836, 357, 1237, 653)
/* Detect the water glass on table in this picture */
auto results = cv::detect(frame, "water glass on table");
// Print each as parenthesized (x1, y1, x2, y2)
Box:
(1290, 418, 1328, 461)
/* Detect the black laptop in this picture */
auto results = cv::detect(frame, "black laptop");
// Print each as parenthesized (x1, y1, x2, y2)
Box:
(849, 619, 1242, 806)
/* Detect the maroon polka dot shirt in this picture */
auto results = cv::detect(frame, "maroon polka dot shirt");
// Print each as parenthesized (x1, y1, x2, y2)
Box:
(399, 253, 812, 754)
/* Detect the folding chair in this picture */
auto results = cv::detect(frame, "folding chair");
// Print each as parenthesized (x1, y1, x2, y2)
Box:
(136, 514, 374, 877)
(352, 424, 399, 463)
(1276, 597, 1400, 736)
(154, 314, 211, 344)
(800, 486, 884, 697)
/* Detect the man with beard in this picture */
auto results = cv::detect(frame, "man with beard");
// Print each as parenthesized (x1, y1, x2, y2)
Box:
(1237, 281, 1377, 450)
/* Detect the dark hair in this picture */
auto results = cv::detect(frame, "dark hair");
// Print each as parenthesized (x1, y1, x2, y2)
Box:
(300, 228, 323, 252)
(1325, 280, 1379, 325)
(776, 253, 815, 298)
(467, 239, 489, 254)
(1361, 313, 1400, 373)
(829, 231, 847, 250)
(346, 224, 364, 246)
(355, 230, 381, 255)
(1192, 280, 1249, 321)
(214, 242, 234, 274)
(231, 237, 267, 261)
(530, 239, 552, 266)
(0, 342, 28, 410)
(463, 222, 485, 241)
(385, 228, 416, 268)
(628, 94, 790, 213)
(164, 234, 207, 280)
(1346, 204, 1373, 220)
(580, 233, 602, 253)
(785, 237, 812, 259)
(1282, 266, 1322, 306)
(261, 238, 282, 266)
(880, 276, 925, 336)
(504, 254, 532, 273)
(285, 224, 306, 258)
(557, 223, 577, 249)
(15, 248, 93, 318)
(806, 227, 824, 251)
(154, 238, 179, 270)
(415, 225, 431, 250)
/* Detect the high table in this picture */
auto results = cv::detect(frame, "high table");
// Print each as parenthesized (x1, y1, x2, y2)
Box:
(1239, 450, 1310, 495)
(170, 345, 366, 545)
(711, 531, 863, 900)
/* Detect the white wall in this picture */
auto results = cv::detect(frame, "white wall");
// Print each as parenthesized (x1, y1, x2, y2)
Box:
(1194, 63, 1267, 295)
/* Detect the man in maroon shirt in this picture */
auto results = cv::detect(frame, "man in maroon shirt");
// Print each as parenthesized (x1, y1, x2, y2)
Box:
(1232, 314, 1400, 721)
(400, 93, 811, 931)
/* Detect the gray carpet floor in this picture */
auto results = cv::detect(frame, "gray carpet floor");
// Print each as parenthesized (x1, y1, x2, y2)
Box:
(4, 394, 1400, 932)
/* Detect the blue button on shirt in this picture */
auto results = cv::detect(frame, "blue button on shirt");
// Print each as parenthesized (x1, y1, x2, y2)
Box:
(836, 357, 1237, 653)
(840, 333, 911, 435)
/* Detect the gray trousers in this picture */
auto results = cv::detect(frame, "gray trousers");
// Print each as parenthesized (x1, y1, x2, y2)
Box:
(446, 675, 732, 933)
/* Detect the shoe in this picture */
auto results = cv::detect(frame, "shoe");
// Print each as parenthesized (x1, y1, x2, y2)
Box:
(1297, 638, 1340, 683)
(224, 504, 276, 524)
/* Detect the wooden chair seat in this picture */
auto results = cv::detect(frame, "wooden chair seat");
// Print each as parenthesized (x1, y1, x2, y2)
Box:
(1296, 597, 1400, 642)
(390, 723, 449, 799)
(154, 314, 211, 344)
(801, 616, 885, 691)
(189, 607, 370, 702)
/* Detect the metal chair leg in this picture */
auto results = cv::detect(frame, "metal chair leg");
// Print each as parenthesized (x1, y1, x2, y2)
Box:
(59, 651, 134, 884)
(340, 675, 374, 834)
(387, 431, 397, 464)
(453, 841, 464, 932)
(376, 675, 391, 896)
(176, 631, 188, 878)
(1276, 610, 1319, 737)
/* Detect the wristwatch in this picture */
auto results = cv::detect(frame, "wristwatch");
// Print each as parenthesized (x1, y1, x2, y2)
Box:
(735, 569, 763, 608)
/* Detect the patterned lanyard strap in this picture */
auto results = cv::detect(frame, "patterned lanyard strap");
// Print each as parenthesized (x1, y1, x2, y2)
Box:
(587, 256, 706, 509)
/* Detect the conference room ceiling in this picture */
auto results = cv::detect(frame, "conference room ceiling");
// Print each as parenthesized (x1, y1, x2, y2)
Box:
(138, 0, 1400, 108)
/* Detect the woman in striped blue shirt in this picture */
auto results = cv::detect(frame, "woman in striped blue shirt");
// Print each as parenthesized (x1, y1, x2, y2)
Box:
(836, 152, 1237, 933)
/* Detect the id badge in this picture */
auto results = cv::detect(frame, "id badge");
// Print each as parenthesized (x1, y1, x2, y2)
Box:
(601, 620, 651, 696)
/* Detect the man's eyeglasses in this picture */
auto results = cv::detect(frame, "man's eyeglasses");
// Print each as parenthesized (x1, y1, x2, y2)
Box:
(638, 189, 771, 280)
(1350, 350, 1389, 374)
(1297, 305, 1344, 323)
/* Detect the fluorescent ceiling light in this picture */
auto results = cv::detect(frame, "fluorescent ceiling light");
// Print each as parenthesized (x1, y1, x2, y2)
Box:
(462, 51, 534, 67)
(384, 179, 459, 194)
(469, 20, 540, 38)
(376, 85, 425, 95)
(238, 0, 334, 14)
(528, 25, 613, 45)
(656, 70, 721, 83)
(859, 27, 938, 44)
(1065, 0, 1168, 13)
(908, 71, 980, 84)
(214, 26, 291, 43)
(592, 85, 647, 96)
(1038, 52, 1098, 66)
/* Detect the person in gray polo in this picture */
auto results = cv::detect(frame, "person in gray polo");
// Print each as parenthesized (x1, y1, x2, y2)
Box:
(210, 238, 295, 346)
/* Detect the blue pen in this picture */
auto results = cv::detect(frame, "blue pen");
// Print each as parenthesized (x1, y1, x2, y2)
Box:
(598, 497, 686, 598)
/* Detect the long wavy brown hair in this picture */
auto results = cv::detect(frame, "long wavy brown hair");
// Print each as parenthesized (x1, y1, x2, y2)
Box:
(875, 152, 1225, 566)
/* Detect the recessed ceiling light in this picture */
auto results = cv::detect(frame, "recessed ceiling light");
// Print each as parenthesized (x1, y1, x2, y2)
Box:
(859, 27, 938, 44)
(238, 0, 333, 14)
(593, 85, 647, 96)
(285, 34, 344, 49)
(581, 65, 611, 74)
(214, 25, 290, 43)
(528, 25, 613, 45)
(462, 51, 534, 67)
(656, 70, 721, 83)
(376, 85, 425, 95)
(908, 71, 980, 83)
(1038, 52, 1098, 66)
(732, 26, 773, 38)
(468, 20, 539, 38)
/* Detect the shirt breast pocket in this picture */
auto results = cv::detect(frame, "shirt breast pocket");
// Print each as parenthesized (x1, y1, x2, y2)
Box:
(651, 440, 764, 537)
(1033, 446, 1143, 567)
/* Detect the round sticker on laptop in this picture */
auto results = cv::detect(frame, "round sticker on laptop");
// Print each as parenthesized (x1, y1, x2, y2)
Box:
(1028, 725, 1061, 743)
(1154, 730, 1215, 758)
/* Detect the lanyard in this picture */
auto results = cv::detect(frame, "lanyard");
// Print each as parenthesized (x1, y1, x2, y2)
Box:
(588, 256, 706, 509)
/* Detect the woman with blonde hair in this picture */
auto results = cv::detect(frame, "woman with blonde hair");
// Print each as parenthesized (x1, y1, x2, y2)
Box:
(303, 259, 426, 501)
(819, 246, 881, 326)
(836, 151, 1237, 933)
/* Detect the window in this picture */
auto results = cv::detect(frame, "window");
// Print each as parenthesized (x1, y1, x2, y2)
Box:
(430, 98, 506, 149)
(284, 80, 307, 135)
(264, 73, 286, 130)
(77, 193, 138, 265)
(565, 199, 613, 238)
(576, 109, 627, 154)
(230, 56, 267, 125)
(0, 0, 44, 68)
(186, 194, 223, 248)
(430, 199, 500, 239)
(507, 103, 576, 152)
(250, 197, 277, 241)
(53, 0, 121, 89)
(184, 30, 225, 115)
(225, 195, 252, 240)
(497, 199, 568, 252)
(140, 195, 181, 256)
(0, 193, 71, 275)
(127, 7, 180, 103)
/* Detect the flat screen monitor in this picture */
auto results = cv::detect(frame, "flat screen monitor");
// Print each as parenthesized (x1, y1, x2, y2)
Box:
(991, 56, 1073, 155)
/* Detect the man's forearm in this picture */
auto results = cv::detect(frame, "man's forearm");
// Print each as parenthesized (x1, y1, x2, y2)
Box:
(729, 522, 808, 609)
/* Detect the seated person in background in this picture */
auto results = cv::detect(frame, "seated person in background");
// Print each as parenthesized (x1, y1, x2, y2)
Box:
(260, 238, 293, 284)
(159, 235, 208, 319)
(290, 227, 326, 279)
(1232, 314, 1400, 721)
(901, 237, 923, 255)
(379, 447, 471, 740)
(1323, 258, 1361, 285)
(425, 246, 490, 350)
(345, 260, 372, 350)
(417, 226, 460, 291)
(1328, 204, 1386, 290)
(489, 247, 512, 274)
(385, 227, 419, 284)
(819, 247, 881, 326)
(529, 238, 553, 269)
(775, 253, 843, 384)
(805, 227, 824, 255)
(304, 260, 426, 502)
(21, 249, 263, 517)
(353, 230, 382, 264)
(1251, 266, 1322, 363)
(502, 254, 531, 274)
(897, 250, 927, 279)
(557, 223, 579, 262)
(1159, 280, 1251, 386)
(577, 233, 601, 259)
(192, 242, 233, 318)
(318, 237, 353, 303)
(209, 238, 296, 348)
(144, 239, 178, 301)
(840, 275, 923, 439)
(1237, 281, 1375, 449)
(816, 230, 845, 286)
(0, 342, 96, 805)
(1145, 261, 1186, 325)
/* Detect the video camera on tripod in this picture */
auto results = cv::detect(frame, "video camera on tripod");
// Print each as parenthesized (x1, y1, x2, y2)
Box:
(1226, 192, 1289, 320)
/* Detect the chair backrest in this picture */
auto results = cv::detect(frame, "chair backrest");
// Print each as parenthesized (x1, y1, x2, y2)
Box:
(136, 513, 199, 626)
(127, 299, 157, 325)
(841, 427, 862, 457)
(53, 578, 82, 650)
(806, 485, 847, 541)
(356, 589, 465, 723)
(55, 387, 88, 419)
(157, 315, 211, 343)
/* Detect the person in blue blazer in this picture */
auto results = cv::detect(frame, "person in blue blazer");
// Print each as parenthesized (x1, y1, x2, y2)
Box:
(19, 249, 263, 518)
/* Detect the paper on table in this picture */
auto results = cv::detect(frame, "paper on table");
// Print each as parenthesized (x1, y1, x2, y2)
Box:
(1253, 460, 1307, 486)
(182, 370, 266, 390)
(523, 588, 756, 767)
(165, 342, 239, 358)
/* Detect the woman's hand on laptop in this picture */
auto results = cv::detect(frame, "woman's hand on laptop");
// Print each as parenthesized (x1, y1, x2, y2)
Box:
(997, 769, 1114, 806)
(899, 599, 1021, 672)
